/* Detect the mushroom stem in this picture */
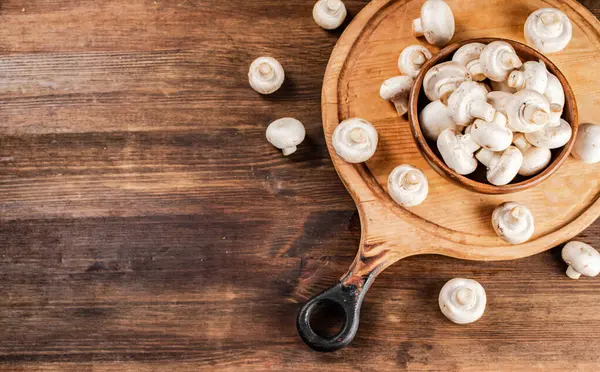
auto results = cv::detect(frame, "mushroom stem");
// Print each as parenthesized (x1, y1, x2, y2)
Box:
(508, 71, 526, 90)
(392, 99, 409, 116)
(412, 18, 424, 37)
(507, 206, 525, 226)
(500, 51, 522, 69)
(455, 287, 475, 307)
(467, 62, 485, 81)
(258, 62, 275, 80)
(401, 170, 421, 190)
(524, 105, 549, 126)
(326, 0, 342, 14)
(348, 127, 367, 144)
(566, 265, 582, 280)
(539, 12, 563, 34)
(282, 146, 298, 156)
(438, 83, 456, 105)
(468, 100, 496, 122)
(410, 51, 427, 67)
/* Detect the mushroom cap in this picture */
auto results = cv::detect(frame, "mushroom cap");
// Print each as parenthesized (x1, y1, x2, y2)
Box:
(513, 134, 552, 176)
(471, 112, 512, 151)
(439, 278, 486, 324)
(266, 118, 306, 153)
(419, 100, 460, 141)
(423, 61, 471, 103)
(525, 8, 573, 54)
(332, 118, 379, 163)
(505, 89, 551, 133)
(452, 42, 486, 81)
(492, 202, 535, 244)
(507, 61, 548, 94)
(544, 72, 565, 124)
(437, 128, 480, 175)
(380, 76, 415, 101)
(490, 80, 517, 94)
(447, 81, 495, 126)
(562, 241, 600, 278)
(398, 45, 433, 78)
(479, 41, 523, 82)
(248, 57, 285, 95)
(487, 91, 513, 114)
(572, 123, 600, 164)
(525, 118, 572, 149)
(312, 0, 347, 30)
(485, 146, 524, 186)
(388, 164, 429, 207)
(415, 0, 455, 47)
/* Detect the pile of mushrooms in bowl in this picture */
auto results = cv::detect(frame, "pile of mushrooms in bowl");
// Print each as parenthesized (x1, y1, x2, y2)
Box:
(408, 37, 578, 194)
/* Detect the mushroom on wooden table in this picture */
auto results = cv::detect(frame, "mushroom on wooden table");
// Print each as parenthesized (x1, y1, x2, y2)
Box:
(266, 118, 306, 156)
(562, 241, 600, 279)
(439, 278, 486, 324)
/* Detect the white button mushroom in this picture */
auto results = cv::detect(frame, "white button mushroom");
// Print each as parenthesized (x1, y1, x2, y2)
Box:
(452, 42, 486, 81)
(380, 76, 415, 116)
(505, 90, 551, 133)
(544, 71, 565, 125)
(266, 118, 306, 156)
(476, 146, 523, 186)
(419, 100, 460, 141)
(437, 128, 481, 175)
(388, 164, 429, 207)
(507, 60, 548, 94)
(313, 0, 347, 30)
(422, 62, 471, 104)
(398, 45, 433, 78)
(248, 57, 285, 95)
(513, 133, 552, 176)
(479, 41, 523, 82)
(447, 81, 496, 126)
(471, 112, 513, 152)
(486, 91, 513, 114)
(423, 61, 471, 103)
(439, 278, 486, 324)
(332, 118, 379, 163)
(490, 80, 517, 94)
(525, 8, 573, 54)
(491, 202, 535, 244)
(525, 118, 572, 149)
(561, 241, 600, 279)
(572, 123, 600, 164)
(412, 0, 455, 47)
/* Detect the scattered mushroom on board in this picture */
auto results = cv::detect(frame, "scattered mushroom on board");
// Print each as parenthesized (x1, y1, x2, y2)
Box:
(398, 45, 433, 78)
(248, 57, 285, 95)
(470, 112, 513, 152)
(525, 8, 573, 54)
(571, 123, 600, 164)
(388, 165, 429, 207)
(332, 118, 379, 163)
(412, 0, 455, 47)
(437, 128, 481, 175)
(452, 42, 486, 81)
(491, 202, 535, 245)
(446, 81, 496, 126)
(313, 0, 347, 30)
(513, 133, 552, 176)
(380, 76, 415, 116)
(266, 118, 306, 156)
(507, 60, 548, 94)
(525, 118, 572, 149)
(439, 278, 486, 324)
(476, 147, 523, 186)
(505, 89, 551, 133)
(422, 61, 471, 103)
(561, 241, 600, 280)
(479, 41, 523, 82)
(419, 100, 460, 141)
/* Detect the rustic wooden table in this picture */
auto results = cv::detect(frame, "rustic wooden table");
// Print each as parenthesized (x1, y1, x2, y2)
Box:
(1, 0, 599, 370)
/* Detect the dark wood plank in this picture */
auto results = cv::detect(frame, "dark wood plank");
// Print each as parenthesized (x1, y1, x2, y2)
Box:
(0, 0, 599, 371)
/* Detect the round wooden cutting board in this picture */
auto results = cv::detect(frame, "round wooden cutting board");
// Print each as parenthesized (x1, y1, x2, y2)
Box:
(298, 0, 600, 352)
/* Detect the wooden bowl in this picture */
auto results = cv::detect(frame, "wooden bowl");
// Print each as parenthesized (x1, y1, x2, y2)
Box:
(408, 38, 578, 195)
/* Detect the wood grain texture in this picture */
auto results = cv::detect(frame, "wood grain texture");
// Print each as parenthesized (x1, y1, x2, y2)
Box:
(0, 0, 599, 370)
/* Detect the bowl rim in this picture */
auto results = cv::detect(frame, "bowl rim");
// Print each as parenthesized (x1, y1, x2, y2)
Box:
(408, 37, 579, 195)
